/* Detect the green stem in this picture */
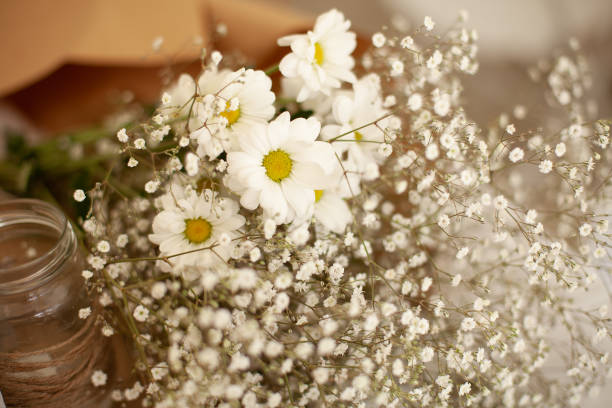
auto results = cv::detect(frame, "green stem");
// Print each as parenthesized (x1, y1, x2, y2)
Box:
(264, 64, 279, 75)
(33, 128, 110, 153)
(328, 110, 398, 142)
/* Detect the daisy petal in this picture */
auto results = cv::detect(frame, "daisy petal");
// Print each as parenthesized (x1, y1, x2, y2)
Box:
(282, 178, 315, 218)
(287, 117, 321, 144)
(291, 161, 329, 188)
(260, 182, 288, 222)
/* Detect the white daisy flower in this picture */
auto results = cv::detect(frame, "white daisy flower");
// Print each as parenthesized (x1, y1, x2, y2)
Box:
(226, 112, 337, 224)
(164, 69, 275, 158)
(321, 74, 390, 182)
(148, 184, 246, 269)
(277, 9, 357, 102)
(192, 68, 275, 155)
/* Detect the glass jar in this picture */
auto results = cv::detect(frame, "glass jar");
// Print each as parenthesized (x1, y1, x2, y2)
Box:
(0, 199, 112, 407)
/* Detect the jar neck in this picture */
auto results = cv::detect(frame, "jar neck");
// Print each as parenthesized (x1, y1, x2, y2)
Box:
(0, 199, 77, 295)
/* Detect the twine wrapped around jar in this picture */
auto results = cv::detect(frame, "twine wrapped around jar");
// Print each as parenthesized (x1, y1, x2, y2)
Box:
(0, 309, 107, 407)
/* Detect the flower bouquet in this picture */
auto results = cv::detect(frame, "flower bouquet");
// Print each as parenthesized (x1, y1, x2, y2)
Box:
(64, 8, 612, 407)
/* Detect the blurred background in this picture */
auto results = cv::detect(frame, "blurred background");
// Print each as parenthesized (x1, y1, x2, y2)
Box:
(2, 0, 611, 135)
(281, 0, 612, 123)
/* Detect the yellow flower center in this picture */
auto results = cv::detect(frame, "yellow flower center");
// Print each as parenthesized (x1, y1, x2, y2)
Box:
(314, 42, 324, 66)
(314, 189, 324, 202)
(262, 149, 293, 182)
(220, 101, 241, 127)
(354, 131, 364, 142)
(184, 218, 212, 244)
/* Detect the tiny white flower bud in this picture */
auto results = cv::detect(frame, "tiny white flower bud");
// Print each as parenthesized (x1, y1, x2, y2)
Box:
(73, 189, 86, 202)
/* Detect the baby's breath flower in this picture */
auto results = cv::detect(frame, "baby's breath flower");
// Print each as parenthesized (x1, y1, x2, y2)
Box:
(151, 282, 167, 299)
(96, 240, 110, 253)
(184, 152, 200, 177)
(426, 50, 443, 69)
(78, 307, 92, 319)
(539, 160, 553, 174)
(372, 32, 386, 48)
(390, 59, 404, 76)
(116, 128, 129, 143)
(133, 305, 149, 322)
(579, 223, 592, 236)
(421, 276, 433, 292)
(161, 92, 171, 105)
(555, 142, 566, 157)
(457, 247, 469, 259)
(249, 247, 261, 262)
(144, 180, 160, 194)
(438, 214, 450, 229)
(461, 317, 476, 331)
(91, 370, 108, 387)
(73, 189, 86, 202)
(407, 93, 422, 111)
(425, 143, 439, 160)
(116, 234, 129, 248)
(88, 255, 105, 270)
(459, 382, 471, 396)
(400, 36, 414, 49)
(133, 138, 146, 149)
(421, 346, 435, 362)
(423, 16, 435, 31)
(101, 325, 114, 337)
(178, 136, 190, 147)
(508, 147, 524, 162)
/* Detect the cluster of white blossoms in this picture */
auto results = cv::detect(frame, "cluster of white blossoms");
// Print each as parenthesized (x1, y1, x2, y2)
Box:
(80, 8, 612, 408)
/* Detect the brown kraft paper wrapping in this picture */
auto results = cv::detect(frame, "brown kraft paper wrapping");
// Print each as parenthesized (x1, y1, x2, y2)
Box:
(0, 0, 313, 133)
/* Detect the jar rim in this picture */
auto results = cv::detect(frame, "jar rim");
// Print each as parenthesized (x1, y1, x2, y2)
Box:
(0, 199, 73, 293)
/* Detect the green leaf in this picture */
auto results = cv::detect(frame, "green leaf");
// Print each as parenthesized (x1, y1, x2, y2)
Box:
(5, 129, 27, 156)
(291, 109, 314, 120)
